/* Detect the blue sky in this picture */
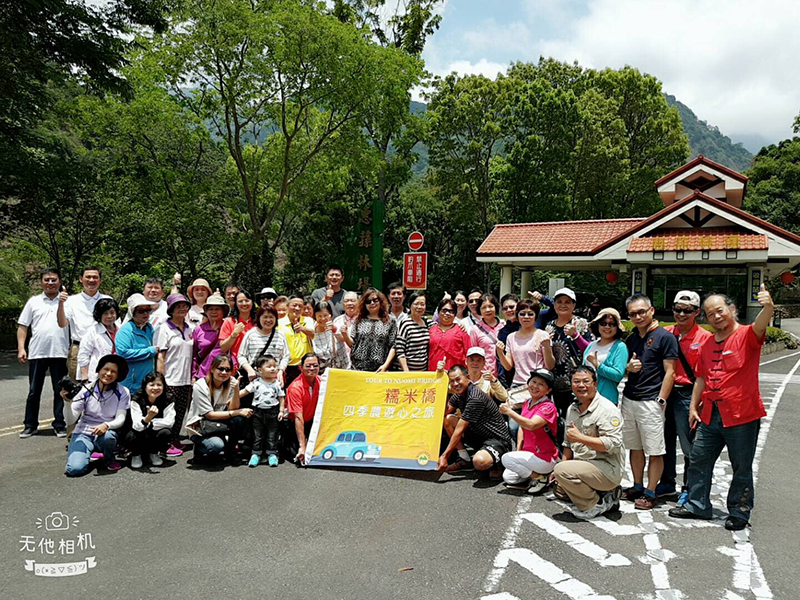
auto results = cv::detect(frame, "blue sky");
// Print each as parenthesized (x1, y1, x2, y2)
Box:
(420, 0, 800, 152)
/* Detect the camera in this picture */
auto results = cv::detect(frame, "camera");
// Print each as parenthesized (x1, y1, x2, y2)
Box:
(44, 511, 70, 531)
(58, 375, 83, 398)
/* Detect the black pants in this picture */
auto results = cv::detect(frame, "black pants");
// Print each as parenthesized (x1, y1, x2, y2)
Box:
(24, 357, 68, 430)
(280, 419, 312, 462)
(167, 385, 192, 443)
(124, 427, 171, 456)
(252, 406, 280, 457)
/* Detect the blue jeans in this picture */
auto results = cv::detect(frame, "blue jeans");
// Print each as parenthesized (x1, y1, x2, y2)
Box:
(65, 430, 118, 477)
(661, 385, 694, 490)
(24, 357, 68, 430)
(191, 415, 246, 457)
(684, 405, 760, 521)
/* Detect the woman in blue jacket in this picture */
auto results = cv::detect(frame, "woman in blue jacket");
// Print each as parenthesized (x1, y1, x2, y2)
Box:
(117, 294, 159, 394)
(583, 308, 627, 404)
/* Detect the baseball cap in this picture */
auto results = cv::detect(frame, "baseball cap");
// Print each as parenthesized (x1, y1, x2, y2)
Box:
(256, 287, 278, 300)
(553, 287, 577, 302)
(466, 347, 486, 358)
(673, 290, 700, 308)
(528, 368, 554, 387)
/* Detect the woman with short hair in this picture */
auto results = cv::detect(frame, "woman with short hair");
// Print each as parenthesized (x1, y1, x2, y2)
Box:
(77, 297, 120, 381)
(396, 292, 430, 372)
(468, 293, 505, 377)
(583, 308, 627, 405)
(342, 288, 397, 372)
(311, 301, 350, 373)
(126, 371, 175, 469)
(239, 306, 290, 385)
(428, 298, 470, 371)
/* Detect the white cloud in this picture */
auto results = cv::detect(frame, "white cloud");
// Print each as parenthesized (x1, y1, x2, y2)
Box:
(537, 0, 800, 144)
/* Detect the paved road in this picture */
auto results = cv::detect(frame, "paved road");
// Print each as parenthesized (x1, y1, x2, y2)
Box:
(0, 344, 798, 600)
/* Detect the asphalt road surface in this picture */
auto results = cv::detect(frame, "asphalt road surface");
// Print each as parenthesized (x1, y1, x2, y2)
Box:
(1, 344, 798, 600)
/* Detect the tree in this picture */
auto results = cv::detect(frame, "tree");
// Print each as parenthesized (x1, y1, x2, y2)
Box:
(744, 136, 800, 236)
(152, 0, 417, 278)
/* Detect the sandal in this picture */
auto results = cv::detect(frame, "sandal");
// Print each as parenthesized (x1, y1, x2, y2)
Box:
(444, 459, 474, 472)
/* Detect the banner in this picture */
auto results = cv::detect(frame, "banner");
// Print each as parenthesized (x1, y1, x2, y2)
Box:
(305, 369, 449, 470)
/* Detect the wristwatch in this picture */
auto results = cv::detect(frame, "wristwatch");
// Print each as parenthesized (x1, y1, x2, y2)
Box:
(656, 397, 667, 406)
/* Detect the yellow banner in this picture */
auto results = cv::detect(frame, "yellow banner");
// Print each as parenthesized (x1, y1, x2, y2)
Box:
(305, 369, 449, 470)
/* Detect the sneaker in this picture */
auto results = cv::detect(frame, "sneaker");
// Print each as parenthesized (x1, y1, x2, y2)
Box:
(676, 491, 689, 507)
(571, 501, 608, 520)
(604, 486, 622, 513)
(526, 477, 549, 495)
(130, 455, 143, 469)
(621, 485, 645, 501)
(635, 494, 657, 510)
(19, 427, 37, 439)
(106, 460, 122, 471)
(248, 455, 260, 468)
(166, 444, 184, 457)
(149, 453, 164, 467)
(54, 428, 67, 438)
(668, 506, 711, 520)
(724, 516, 749, 531)
(267, 455, 279, 467)
(655, 483, 677, 498)
(90, 452, 104, 460)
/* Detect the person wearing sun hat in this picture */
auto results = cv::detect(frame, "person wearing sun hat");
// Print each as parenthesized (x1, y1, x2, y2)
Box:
(256, 287, 278, 311)
(62, 354, 131, 476)
(192, 291, 229, 380)
(156, 293, 195, 456)
(186, 278, 213, 331)
(116, 294, 159, 395)
(583, 308, 628, 405)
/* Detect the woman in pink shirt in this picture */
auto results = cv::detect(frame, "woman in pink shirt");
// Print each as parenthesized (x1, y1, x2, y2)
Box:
(469, 293, 505, 376)
(496, 298, 555, 387)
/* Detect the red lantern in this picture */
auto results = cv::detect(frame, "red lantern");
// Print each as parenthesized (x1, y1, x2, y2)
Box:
(780, 272, 795, 285)
(605, 271, 619, 284)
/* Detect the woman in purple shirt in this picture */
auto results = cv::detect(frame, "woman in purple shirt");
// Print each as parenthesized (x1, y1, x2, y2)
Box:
(192, 292, 229, 380)
(63, 355, 131, 476)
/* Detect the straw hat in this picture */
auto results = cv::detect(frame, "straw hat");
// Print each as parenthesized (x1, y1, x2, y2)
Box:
(187, 278, 212, 302)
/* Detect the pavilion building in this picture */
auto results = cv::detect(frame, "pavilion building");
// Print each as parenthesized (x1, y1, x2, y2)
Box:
(476, 155, 800, 322)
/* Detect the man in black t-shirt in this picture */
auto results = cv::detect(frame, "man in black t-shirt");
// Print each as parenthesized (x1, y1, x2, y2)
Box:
(621, 294, 678, 510)
(437, 365, 512, 474)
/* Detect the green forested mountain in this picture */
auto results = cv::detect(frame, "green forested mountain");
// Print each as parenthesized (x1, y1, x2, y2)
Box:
(411, 96, 754, 174)
(663, 94, 753, 171)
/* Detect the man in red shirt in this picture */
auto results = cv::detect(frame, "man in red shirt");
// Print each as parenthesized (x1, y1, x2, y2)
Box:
(286, 353, 321, 465)
(669, 285, 773, 531)
(658, 291, 712, 504)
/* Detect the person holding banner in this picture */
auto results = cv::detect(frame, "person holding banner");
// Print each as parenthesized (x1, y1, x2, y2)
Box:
(428, 298, 470, 371)
(438, 365, 512, 475)
(499, 368, 560, 492)
(286, 353, 322, 465)
(343, 289, 397, 373)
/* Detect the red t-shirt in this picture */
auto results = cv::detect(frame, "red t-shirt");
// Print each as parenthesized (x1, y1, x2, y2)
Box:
(695, 324, 766, 427)
(286, 375, 321, 423)
(428, 325, 470, 371)
(220, 316, 255, 367)
(666, 324, 713, 386)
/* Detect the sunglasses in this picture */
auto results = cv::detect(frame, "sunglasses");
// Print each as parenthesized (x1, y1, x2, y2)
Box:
(672, 306, 697, 314)
(599, 320, 617, 327)
(468, 299, 479, 304)
(518, 311, 536, 317)
(502, 305, 516, 311)
(215, 366, 231, 373)
(628, 309, 649, 318)
(365, 298, 380, 305)
(440, 308, 455, 314)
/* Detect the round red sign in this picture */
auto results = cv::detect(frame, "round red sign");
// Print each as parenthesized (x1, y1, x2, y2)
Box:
(408, 231, 424, 251)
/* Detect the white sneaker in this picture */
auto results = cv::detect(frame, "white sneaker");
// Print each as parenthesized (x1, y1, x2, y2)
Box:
(149, 453, 164, 466)
(571, 500, 607, 520)
(130, 455, 143, 469)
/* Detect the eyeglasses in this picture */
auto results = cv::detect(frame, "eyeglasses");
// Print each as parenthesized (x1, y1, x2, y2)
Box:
(440, 308, 456, 314)
(304, 364, 320, 369)
(627, 309, 649, 318)
(365, 298, 380, 305)
(517, 311, 536, 317)
(215, 367, 231, 373)
(672, 306, 697, 314)
(599, 321, 617, 327)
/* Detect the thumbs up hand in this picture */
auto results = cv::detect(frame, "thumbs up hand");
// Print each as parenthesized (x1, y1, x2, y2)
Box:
(59, 286, 68, 304)
(627, 352, 642, 373)
(757, 283, 773, 308)
(565, 421, 582, 443)
(586, 350, 599, 368)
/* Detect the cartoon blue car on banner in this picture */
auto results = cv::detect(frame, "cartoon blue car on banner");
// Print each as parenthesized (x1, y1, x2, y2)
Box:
(320, 430, 381, 461)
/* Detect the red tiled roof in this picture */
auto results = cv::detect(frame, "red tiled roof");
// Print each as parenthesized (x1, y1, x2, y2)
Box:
(654, 154, 748, 187)
(476, 218, 644, 256)
(627, 228, 768, 252)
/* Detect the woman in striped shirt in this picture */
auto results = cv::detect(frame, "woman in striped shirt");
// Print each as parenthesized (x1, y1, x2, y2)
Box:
(238, 306, 290, 386)
(396, 292, 431, 372)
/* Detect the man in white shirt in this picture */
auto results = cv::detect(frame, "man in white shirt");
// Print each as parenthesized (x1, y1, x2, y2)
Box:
(57, 266, 110, 378)
(17, 268, 71, 438)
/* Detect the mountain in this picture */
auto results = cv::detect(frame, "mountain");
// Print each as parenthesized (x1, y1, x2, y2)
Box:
(409, 97, 755, 174)
(664, 94, 754, 172)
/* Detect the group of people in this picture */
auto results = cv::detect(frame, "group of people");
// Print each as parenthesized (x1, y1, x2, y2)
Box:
(17, 264, 773, 530)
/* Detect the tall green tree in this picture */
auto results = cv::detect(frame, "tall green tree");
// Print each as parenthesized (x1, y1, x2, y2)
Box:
(744, 135, 800, 236)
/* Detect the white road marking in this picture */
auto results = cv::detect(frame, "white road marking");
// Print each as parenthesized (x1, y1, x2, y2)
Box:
(481, 594, 522, 600)
(491, 548, 617, 600)
(482, 496, 532, 593)
(758, 350, 800, 366)
(522, 513, 631, 567)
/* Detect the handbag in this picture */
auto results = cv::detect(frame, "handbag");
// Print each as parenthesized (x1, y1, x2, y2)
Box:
(199, 419, 230, 437)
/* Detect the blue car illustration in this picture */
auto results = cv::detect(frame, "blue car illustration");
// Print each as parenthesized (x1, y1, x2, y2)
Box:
(320, 430, 381, 462)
